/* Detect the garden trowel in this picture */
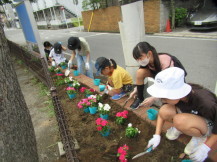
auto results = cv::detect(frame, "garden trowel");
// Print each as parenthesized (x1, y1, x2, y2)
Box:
(132, 146, 153, 160)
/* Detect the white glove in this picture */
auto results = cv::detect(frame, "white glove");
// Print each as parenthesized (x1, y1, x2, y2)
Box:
(68, 60, 72, 69)
(85, 62, 90, 70)
(104, 89, 109, 94)
(147, 135, 161, 149)
(189, 143, 210, 162)
(51, 60, 56, 67)
(129, 87, 137, 99)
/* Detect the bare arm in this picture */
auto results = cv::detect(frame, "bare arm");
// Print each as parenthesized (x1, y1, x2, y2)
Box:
(205, 134, 217, 148)
(69, 50, 76, 62)
(86, 51, 90, 63)
(62, 46, 67, 51)
(155, 113, 165, 135)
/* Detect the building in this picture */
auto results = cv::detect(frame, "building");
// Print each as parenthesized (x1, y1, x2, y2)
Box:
(31, 0, 83, 29)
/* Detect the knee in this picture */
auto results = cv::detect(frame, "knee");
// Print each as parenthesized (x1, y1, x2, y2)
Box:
(159, 104, 176, 121)
(173, 114, 186, 130)
(136, 69, 149, 80)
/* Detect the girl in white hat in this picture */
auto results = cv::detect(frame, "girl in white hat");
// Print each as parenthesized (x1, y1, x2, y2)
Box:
(147, 67, 217, 162)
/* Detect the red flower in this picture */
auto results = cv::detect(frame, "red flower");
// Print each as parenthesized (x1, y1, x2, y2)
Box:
(101, 120, 108, 126)
(97, 126, 102, 131)
(116, 112, 122, 117)
(89, 88, 95, 92)
(123, 110, 128, 115)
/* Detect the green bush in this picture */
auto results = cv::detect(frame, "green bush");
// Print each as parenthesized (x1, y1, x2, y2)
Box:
(175, 7, 187, 27)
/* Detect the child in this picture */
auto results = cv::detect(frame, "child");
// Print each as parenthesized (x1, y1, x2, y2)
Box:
(67, 36, 94, 78)
(130, 41, 187, 109)
(43, 41, 53, 61)
(95, 57, 133, 100)
(49, 42, 67, 66)
(146, 67, 217, 162)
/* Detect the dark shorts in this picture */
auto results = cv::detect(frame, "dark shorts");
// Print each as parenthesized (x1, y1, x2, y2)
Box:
(121, 84, 133, 93)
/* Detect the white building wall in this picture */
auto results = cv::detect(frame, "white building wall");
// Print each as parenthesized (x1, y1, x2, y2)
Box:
(31, 0, 83, 17)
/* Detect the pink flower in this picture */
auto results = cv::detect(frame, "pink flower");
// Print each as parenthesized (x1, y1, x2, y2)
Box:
(56, 73, 63, 76)
(80, 87, 87, 92)
(87, 102, 91, 106)
(123, 110, 128, 115)
(121, 159, 128, 162)
(97, 126, 102, 131)
(95, 118, 102, 125)
(122, 114, 127, 119)
(101, 120, 108, 126)
(116, 112, 122, 117)
(77, 103, 83, 109)
(66, 87, 75, 91)
(123, 144, 129, 150)
(89, 88, 95, 92)
(119, 154, 126, 161)
(82, 98, 88, 102)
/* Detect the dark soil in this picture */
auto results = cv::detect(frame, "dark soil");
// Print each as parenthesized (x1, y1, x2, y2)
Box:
(55, 81, 185, 162)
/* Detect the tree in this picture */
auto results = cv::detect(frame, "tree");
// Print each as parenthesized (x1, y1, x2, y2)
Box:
(82, 0, 101, 11)
(0, 25, 38, 160)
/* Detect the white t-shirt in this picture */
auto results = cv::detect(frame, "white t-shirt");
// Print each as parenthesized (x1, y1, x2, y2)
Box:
(49, 48, 66, 65)
(75, 37, 90, 56)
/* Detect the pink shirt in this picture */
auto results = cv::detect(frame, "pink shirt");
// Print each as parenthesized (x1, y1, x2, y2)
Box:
(159, 54, 174, 70)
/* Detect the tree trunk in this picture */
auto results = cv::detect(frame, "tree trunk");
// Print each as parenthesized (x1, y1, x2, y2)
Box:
(0, 26, 38, 161)
(171, 0, 175, 29)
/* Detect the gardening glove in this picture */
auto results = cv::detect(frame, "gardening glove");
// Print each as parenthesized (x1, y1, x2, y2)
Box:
(189, 143, 210, 162)
(68, 60, 72, 69)
(147, 134, 161, 149)
(51, 60, 56, 67)
(129, 87, 137, 100)
(85, 62, 90, 70)
(140, 97, 156, 107)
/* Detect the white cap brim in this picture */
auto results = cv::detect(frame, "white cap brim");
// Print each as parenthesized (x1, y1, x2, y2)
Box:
(147, 83, 192, 100)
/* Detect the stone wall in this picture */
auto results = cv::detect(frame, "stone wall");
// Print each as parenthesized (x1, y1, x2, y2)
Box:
(82, 0, 161, 33)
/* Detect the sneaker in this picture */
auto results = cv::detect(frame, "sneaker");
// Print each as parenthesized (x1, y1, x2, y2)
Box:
(184, 136, 207, 155)
(130, 98, 143, 110)
(166, 127, 182, 140)
(111, 92, 126, 100)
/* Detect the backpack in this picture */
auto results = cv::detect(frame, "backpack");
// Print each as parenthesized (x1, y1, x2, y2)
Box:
(159, 53, 187, 76)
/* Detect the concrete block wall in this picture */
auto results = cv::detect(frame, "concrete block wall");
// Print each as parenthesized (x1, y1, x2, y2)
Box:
(82, 6, 121, 32)
(82, 0, 161, 33)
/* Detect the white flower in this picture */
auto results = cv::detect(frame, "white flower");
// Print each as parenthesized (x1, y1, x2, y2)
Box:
(138, 131, 141, 134)
(98, 102, 103, 108)
(136, 128, 138, 131)
(72, 83, 76, 87)
(128, 123, 132, 127)
(104, 104, 111, 111)
(89, 95, 96, 99)
(69, 77, 73, 81)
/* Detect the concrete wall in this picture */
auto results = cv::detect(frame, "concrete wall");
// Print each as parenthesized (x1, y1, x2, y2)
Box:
(82, 0, 161, 33)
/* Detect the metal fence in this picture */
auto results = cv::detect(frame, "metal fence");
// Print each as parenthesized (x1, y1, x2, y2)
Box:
(8, 40, 79, 162)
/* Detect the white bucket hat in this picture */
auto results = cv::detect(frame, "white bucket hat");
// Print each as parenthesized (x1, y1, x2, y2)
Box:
(147, 67, 192, 100)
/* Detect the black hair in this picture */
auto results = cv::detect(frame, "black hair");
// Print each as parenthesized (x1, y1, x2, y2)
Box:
(133, 42, 161, 73)
(102, 58, 117, 70)
(43, 41, 52, 48)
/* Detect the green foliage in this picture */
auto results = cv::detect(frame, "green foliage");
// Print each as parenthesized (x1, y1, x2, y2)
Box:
(42, 100, 55, 118)
(175, 7, 187, 27)
(38, 82, 50, 97)
(17, 59, 23, 65)
(67, 89, 77, 94)
(55, 78, 65, 86)
(125, 125, 139, 138)
(116, 117, 126, 125)
(82, 0, 101, 11)
(59, 62, 66, 66)
(48, 66, 55, 72)
(0, 0, 12, 6)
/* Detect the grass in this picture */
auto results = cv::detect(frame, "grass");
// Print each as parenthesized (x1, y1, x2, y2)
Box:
(30, 77, 55, 117)
(71, 17, 83, 27)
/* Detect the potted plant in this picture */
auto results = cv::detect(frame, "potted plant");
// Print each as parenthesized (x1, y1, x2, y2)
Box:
(115, 110, 129, 125)
(98, 102, 111, 120)
(125, 123, 140, 138)
(87, 96, 98, 114)
(117, 144, 129, 162)
(72, 80, 81, 90)
(80, 87, 87, 93)
(59, 62, 67, 69)
(77, 98, 91, 113)
(64, 77, 73, 86)
(54, 68, 62, 74)
(48, 66, 55, 72)
(66, 87, 77, 99)
(95, 118, 110, 137)
(85, 88, 95, 97)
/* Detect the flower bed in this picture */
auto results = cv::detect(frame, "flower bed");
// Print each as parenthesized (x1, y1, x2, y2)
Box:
(53, 75, 185, 161)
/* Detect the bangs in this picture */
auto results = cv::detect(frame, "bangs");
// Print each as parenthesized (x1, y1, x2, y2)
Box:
(133, 47, 142, 60)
